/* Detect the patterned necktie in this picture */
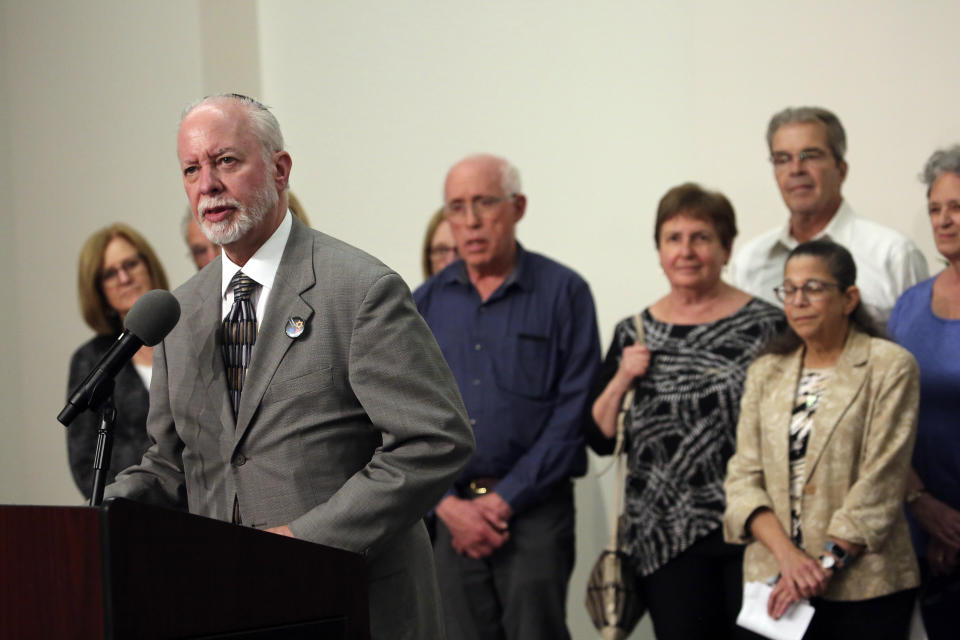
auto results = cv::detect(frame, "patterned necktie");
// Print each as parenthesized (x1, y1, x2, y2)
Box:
(222, 271, 258, 420)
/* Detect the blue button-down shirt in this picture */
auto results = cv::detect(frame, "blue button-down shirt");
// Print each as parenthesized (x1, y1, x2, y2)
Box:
(414, 244, 601, 514)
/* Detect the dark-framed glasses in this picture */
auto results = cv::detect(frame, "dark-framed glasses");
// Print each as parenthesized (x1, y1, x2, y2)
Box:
(770, 148, 831, 169)
(100, 255, 144, 286)
(443, 195, 515, 221)
(773, 279, 841, 304)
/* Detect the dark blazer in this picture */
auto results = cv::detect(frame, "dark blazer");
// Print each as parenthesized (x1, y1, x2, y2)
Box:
(66, 335, 151, 500)
(107, 218, 474, 639)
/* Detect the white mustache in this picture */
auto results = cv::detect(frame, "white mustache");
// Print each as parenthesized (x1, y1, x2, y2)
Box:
(198, 197, 243, 218)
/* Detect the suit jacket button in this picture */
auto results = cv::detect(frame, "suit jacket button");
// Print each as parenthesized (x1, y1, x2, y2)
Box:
(233, 453, 247, 466)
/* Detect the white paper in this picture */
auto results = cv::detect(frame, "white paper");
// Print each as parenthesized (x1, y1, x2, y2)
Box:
(736, 581, 816, 640)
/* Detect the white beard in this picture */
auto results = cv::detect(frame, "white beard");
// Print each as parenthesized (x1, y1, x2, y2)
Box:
(197, 180, 279, 246)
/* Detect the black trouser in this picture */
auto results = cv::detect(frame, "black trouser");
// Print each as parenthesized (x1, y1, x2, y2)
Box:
(433, 483, 575, 640)
(918, 559, 960, 640)
(803, 588, 917, 640)
(639, 529, 747, 640)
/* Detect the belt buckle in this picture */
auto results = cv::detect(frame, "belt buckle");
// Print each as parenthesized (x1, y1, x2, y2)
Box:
(469, 480, 489, 496)
(467, 477, 498, 497)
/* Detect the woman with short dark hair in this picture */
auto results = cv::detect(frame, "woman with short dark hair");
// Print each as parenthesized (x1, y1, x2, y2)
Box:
(590, 183, 783, 639)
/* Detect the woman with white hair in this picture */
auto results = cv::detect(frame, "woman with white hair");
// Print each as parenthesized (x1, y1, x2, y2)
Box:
(887, 145, 960, 639)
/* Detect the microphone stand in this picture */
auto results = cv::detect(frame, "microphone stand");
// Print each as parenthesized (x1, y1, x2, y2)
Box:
(87, 378, 116, 507)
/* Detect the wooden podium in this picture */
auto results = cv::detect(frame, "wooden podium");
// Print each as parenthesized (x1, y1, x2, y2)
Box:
(0, 498, 369, 639)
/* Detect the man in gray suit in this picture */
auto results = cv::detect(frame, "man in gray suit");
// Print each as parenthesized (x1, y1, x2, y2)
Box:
(106, 94, 475, 639)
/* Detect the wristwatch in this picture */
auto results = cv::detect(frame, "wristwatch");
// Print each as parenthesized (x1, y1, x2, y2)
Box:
(823, 540, 849, 569)
(819, 554, 837, 570)
(905, 488, 927, 505)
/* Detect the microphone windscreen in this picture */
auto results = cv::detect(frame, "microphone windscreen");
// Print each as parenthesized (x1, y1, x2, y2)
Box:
(124, 289, 181, 346)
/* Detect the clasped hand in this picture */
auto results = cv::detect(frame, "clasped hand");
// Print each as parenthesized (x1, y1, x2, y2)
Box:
(768, 546, 830, 619)
(437, 493, 513, 560)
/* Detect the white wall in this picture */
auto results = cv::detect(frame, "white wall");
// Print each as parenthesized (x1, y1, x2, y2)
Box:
(256, 4, 958, 635)
(2, 1, 959, 638)
(0, 0, 260, 504)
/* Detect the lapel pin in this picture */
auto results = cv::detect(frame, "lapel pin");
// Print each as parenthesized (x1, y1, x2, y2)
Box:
(285, 316, 306, 339)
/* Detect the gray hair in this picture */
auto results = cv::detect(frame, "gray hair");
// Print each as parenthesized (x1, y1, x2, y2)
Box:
(767, 106, 847, 164)
(180, 93, 285, 161)
(445, 153, 523, 199)
(499, 158, 522, 196)
(921, 144, 960, 194)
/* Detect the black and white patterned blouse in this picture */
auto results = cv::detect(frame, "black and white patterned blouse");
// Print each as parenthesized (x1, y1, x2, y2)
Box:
(789, 368, 831, 547)
(596, 298, 784, 576)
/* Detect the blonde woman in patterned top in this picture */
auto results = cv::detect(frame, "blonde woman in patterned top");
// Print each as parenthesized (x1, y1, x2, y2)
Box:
(590, 183, 784, 640)
(724, 240, 921, 639)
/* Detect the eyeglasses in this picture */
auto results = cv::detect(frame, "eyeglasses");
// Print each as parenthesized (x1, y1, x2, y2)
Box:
(101, 255, 144, 286)
(773, 279, 841, 304)
(429, 245, 458, 259)
(769, 148, 832, 170)
(443, 195, 515, 221)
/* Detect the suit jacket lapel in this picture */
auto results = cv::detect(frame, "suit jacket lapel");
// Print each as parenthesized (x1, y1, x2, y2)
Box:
(803, 329, 870, 485)
(762, 348, 803, 506)
(234, 220, 317, 445)
(186, 258, 236, 433)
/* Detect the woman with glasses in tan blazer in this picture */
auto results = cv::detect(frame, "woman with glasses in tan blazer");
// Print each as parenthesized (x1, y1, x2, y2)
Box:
(724, 239, 920, 639)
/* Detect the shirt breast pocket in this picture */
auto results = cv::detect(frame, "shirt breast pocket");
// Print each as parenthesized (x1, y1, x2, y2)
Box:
(494, 331, 554, 400)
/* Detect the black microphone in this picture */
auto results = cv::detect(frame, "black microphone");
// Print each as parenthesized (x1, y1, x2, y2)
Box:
(58, 289, 181, 426)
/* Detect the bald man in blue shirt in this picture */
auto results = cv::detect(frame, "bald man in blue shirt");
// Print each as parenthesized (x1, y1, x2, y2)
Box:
(415, 153, 601, 640)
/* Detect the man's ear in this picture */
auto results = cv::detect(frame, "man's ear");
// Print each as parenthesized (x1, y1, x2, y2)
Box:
(273, 151, 292, 190)
(513, 194, 527, 223)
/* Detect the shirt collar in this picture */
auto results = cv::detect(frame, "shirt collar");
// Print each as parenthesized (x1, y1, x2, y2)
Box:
(772, 198, 852, 251)
(439, 242, 532, 294)
(818, 199, 854, 241)
(221, 210, 292, 298)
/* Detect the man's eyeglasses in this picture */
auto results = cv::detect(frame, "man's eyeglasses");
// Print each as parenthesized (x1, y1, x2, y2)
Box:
(443, 195, 515, 221)
(773, 279, 841, 304)
(770, 148, 832, 170)
(101, 255, 144, 286)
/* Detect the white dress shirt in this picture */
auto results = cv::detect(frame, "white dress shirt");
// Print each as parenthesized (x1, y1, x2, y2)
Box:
(728, 200, 929, 325)
(220, 210, 293, 326)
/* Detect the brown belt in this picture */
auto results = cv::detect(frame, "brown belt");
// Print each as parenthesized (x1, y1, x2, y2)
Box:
(465, 477, 499, 497)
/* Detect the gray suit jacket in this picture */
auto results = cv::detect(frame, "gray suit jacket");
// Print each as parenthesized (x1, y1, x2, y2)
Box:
(108, 218, 474, 638)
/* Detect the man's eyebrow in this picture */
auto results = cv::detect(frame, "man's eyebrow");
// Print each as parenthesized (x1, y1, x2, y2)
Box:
(181, 147, 243, 164)
(211, 146, 241, 156)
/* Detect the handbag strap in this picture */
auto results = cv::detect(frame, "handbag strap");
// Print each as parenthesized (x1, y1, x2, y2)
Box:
(606, 312, 643, 551)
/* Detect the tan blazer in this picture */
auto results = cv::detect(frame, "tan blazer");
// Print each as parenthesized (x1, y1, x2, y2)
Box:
(723, 327, 921, 601)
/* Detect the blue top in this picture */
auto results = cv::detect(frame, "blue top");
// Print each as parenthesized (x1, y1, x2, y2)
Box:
(887, 274, 960, 557)
(414, 244, 601, 514)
